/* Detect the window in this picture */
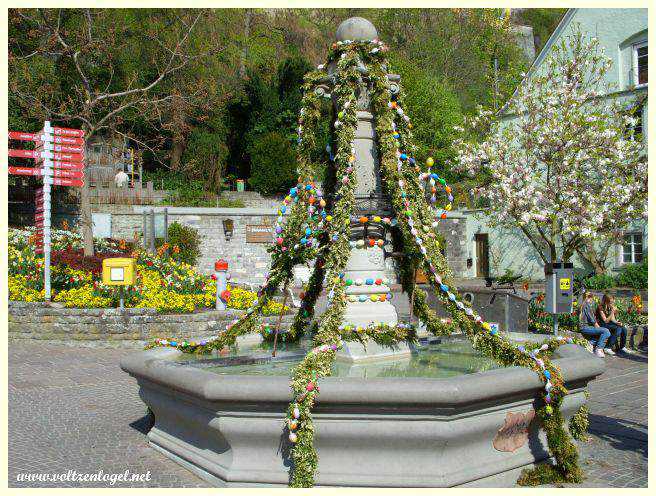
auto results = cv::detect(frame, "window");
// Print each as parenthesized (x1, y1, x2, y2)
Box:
(622, 233, 644, 264)
(633, 41, 647, 86)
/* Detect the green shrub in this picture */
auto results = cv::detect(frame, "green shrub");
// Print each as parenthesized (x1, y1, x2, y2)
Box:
(615, 258, 647, 289)
(248, 131, 297, 195)
(167, 222, 201, 266)
(583, 273, 615, 290)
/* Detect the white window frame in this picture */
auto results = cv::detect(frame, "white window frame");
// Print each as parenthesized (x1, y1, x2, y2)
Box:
(621, 232, 644, 265)
(633, 41, 648, 88)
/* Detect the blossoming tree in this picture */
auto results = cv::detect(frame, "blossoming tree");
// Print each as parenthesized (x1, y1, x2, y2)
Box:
(453, 28, 647, 269)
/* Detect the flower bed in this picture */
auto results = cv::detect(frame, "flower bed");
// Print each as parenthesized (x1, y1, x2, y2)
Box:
(8, 227, 286, 315)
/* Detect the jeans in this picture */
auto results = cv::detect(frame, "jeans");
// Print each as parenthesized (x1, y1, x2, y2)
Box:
(603, 322, 627, 350)
(579, 325, 615, 349)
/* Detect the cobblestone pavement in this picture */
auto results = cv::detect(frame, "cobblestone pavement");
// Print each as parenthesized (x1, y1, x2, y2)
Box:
(8, 343, 647, 488)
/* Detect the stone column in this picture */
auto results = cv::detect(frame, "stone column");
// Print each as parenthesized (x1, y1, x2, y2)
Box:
(330, 17, 408, 362)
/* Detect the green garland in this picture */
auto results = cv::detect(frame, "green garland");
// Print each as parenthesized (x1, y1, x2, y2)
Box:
(147, 39, 590, 487)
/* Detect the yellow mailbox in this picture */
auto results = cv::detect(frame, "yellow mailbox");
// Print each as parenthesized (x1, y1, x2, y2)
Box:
(102, 258, 136, 286)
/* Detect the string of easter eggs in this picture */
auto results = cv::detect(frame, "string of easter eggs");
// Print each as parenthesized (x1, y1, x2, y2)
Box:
(388, 100, 454, 225)
(387, 95, 582, 405)
(286, 55, 364, 487)
(386, 97, 586, 409)
(371, 63, 584, 482)
(147, 74, 334, 355)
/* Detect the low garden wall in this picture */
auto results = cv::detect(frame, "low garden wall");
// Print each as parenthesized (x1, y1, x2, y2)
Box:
(8, 301, 293, 348)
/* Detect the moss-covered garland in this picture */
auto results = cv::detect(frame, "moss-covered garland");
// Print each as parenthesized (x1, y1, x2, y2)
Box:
(148, 39, 591, 487)
(366, 57, 584, 484)
(287, 50, 365, 487)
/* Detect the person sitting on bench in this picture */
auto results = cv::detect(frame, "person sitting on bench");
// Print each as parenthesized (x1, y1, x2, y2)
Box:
(597, 294, 633, 355)
(579, 291, 616, 358)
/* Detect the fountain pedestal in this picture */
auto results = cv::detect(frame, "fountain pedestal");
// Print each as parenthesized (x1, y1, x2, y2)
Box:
(330, 74, 408, 361)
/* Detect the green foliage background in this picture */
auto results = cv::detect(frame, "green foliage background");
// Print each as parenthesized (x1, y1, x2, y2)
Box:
(7, 7, 558, 202)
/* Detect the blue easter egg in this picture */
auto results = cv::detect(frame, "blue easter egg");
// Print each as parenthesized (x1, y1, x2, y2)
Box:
(544, 370, 551, 379)
(440, 284, 449, 292)
(365, 278, 374, 285)
(400, 153, 407, 160)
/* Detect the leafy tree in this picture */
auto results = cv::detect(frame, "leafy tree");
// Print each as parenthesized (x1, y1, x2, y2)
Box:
(453, 28, 647, 266)
(181, 115, 229, 192)
(389, 54, 463, 179)
(514, 9, 567, 53)
(248, 131, 297, 195)
(9, 8, 231, 256)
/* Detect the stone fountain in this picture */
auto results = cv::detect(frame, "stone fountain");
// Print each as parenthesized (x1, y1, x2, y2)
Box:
(121, 17, 604, 488)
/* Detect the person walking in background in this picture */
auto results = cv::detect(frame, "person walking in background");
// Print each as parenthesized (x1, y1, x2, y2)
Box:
(597, 294, 633, 355)
(579, 291, 616, 358)
(114, 168, 129, 188)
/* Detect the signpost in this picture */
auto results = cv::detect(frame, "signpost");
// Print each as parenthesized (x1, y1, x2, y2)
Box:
(8, 121, 86, 300)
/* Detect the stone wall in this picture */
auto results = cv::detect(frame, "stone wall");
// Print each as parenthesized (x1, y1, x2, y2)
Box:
(8, 301, 293, 348)
(91, 204, 473, 283)
(92, 204, 281, 282)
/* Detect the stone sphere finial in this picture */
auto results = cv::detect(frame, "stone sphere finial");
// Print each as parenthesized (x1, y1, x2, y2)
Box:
(336, 17, 378, 42)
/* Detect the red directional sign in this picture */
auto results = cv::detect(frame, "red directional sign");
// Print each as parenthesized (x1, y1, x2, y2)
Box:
(8, 149, 41, 159)
(51, 144, 85, 154)
(52, 135, 85, 145)
(50, 177, 84, 187)
(51, 169, 84, 179)
(53, 126, 85, 137)
(52, 151, 84, 162)
(8, 166, 85, 179)
(10, 131, 85, 146)
(8, 131, 37, 141)
(8, 166, 41, 176)
(52, 161, 85, 171)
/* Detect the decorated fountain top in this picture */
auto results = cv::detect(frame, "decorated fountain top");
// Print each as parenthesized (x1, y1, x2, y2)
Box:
(335, 17, 378, 41)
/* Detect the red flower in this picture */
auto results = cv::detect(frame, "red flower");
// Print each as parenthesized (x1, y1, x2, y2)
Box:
(147, 261, 153, 267)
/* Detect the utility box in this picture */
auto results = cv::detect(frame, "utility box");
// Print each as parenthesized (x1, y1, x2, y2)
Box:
(102, 258, 136, 286)
(544, 262, 574, 314)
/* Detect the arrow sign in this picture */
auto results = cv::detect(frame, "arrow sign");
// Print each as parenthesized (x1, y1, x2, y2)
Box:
(8, 149, 41, 159)
(52, 161, 85, 171)
(51, 136, 85, 145)
(10, 131, 86, 146)
(52, 126, 85, 137)
(9, 166, 85, 179)
(50, 151, 84, 162)
(50, 169, 85, 179)
(50, 177, 84, 187)
(8, 166, 41, 176)
(50, 143, 85, 154)
(9, 131, 37, 141)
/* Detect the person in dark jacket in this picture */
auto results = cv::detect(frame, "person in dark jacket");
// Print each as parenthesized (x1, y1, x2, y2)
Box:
(597, 294, 633, 354)
(579, 291, 615, 358)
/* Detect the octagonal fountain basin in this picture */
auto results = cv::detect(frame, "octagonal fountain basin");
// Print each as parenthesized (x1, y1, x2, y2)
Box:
(121, 339, 603, 487)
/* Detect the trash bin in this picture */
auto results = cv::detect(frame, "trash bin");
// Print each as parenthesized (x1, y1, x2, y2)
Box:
(236, 179, 245, 192)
